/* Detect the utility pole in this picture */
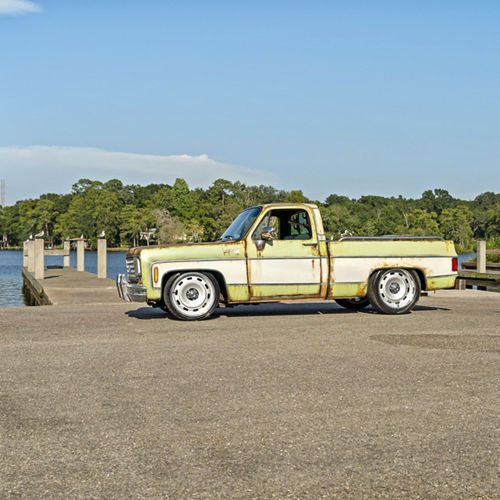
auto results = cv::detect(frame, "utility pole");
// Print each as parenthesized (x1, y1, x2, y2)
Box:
(0, 180, 5, 248)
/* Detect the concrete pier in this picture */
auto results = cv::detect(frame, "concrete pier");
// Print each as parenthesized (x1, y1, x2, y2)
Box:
(22, 267, 122, 305)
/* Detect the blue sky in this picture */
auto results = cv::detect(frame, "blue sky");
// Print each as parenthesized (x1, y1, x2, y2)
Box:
(1, 0, 499, 204)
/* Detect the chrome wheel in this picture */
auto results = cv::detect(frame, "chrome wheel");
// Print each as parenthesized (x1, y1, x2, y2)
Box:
(165, 272, 219, 320)
(368, 268, 420, 314)
(379, 269, 416, 309)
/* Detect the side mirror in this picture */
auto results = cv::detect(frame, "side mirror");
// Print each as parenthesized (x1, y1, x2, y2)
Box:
(254, 226, 275, 251)
(260, 226, 275, 241)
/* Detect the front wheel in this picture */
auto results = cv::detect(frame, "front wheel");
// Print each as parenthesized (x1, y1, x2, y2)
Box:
(164, 271, 220, 320)
(367, 268, 421, 314)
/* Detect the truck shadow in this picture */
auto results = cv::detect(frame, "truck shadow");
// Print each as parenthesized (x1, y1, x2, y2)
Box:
(125, 302, 449, 320)
(217, 303, 449, 318)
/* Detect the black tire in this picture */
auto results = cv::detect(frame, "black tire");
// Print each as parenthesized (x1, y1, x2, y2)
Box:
(335, 297, 370, 310)
(367, 268, 421, 314)
(164, 271, 220, 321)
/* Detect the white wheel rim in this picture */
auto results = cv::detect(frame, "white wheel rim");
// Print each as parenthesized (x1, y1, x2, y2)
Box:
(170, 273, 216, 318)
(378, 269, 416, 309)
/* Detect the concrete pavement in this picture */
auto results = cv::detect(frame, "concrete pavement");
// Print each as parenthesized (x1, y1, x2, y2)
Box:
(1, 290, 499, 498)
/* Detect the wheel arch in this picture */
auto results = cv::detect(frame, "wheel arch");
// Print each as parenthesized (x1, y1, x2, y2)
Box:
(160, 268, 229, 304)
(368, 267, 427, 291)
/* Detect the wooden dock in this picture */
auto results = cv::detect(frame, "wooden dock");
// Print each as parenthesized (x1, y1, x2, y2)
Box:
(22, 267, 122, 306)
(457, 269, 500, 291)
(457, 258, 500, 291)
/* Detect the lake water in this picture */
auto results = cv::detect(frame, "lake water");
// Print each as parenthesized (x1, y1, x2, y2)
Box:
(0, 251, 476, 308)
(0, 250, 127, 307)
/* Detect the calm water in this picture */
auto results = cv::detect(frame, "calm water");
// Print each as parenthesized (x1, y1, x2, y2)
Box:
(0, 251, 476, 308)
(0, 250, 126, 307)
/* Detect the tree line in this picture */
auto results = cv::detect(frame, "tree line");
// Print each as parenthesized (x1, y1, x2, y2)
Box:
(1, 178, 499, 252)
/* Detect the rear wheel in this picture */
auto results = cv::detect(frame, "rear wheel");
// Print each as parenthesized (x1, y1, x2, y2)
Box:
(367, 268, 420, 314)
(335, 297, 370, 310)
(164, 271, 220, 320)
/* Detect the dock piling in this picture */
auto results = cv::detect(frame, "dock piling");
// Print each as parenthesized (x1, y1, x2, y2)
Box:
(34, 238, 44, 280)
(77, 239, 85, 272)
(476, 240, 486, 274)
(27, 240, 35, 272)
(63, 240, 70, 267)
(97, 237, 107, 278)
(23, 240, 28, 267)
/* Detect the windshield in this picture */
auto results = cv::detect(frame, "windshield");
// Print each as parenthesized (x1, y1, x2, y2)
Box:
(219, 207, 262, 241)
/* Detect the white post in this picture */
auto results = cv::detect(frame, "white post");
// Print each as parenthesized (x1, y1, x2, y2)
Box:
(34, 238, 44, 280)
(63, 240, 70, 267)
(97, 237, 107, 278)
(27, 240, 35, 272)
(23, 240, 28, 267)
(476, 240, 486, 274)
(77, 239, 85, 272)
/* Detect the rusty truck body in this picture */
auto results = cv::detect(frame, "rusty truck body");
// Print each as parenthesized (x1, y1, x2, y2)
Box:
(116, 203, 458, 320)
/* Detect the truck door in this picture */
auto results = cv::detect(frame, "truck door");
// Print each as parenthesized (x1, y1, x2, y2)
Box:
(246, 207, 324, 300)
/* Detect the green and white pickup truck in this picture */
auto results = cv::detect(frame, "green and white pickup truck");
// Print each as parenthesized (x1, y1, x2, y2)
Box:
(117, 203, 458, 320)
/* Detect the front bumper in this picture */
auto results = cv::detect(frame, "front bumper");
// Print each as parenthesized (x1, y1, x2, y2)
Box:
(116, 273, 147, 302)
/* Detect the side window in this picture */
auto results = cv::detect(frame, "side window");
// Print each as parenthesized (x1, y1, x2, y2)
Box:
(252, 214, 280, 239)
(284, 210, 312, 240)
(252, 209, 313, 240)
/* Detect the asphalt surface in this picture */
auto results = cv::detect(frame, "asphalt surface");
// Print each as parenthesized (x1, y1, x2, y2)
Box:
(1, 291, 499, 499)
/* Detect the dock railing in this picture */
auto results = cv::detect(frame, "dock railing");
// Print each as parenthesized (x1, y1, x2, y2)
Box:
(24, 235, 107, 280)
(457, 240, 500, 291)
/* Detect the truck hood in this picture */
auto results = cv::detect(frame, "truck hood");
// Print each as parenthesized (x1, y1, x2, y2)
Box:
(127, 241, 229, 259)
(127, 240, 244, 263)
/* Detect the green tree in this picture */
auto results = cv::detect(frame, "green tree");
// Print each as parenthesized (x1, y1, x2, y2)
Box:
(93, 190, 122, 246)
(55, 195, 94, 240)
(170, 178, 196, 220)
(152, 209, 185, 244)
(404, 209, 440, 236)
(120, 205, 155, 247)
(72, 179, 104, 195)
(320, 204, 358, 239)
(207, 179, 235, 206)
(484, 203, 500, 238)
(285, 190, 308, 203)
(439, 206, 474, 249)
(18, 200, 38, 237)
(32, 199, 57, 240)
(419, 189, 456, 214)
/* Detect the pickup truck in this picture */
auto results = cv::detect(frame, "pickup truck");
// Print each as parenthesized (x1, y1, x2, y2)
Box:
(116, 203, 458, 320)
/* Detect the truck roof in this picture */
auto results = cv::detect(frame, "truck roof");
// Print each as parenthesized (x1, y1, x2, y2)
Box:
(252, 203, 319, 210)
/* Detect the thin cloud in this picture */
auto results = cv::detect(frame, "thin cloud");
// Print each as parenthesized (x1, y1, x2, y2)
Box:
(0, 145, 278, 202)
(0, 0, 41, 15)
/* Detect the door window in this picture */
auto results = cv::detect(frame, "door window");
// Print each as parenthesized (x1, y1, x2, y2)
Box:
(253, 209, 313, 240)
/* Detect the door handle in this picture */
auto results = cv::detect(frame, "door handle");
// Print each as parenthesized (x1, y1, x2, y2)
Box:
(303, 242, 318, 247)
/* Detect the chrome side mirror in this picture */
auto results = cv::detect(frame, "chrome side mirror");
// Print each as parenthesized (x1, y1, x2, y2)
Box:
(254, 226, 275, 251)
(260, 226, 275, 241)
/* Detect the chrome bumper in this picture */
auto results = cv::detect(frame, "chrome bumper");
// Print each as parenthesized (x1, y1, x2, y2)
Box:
(116, 274, 147, 302)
